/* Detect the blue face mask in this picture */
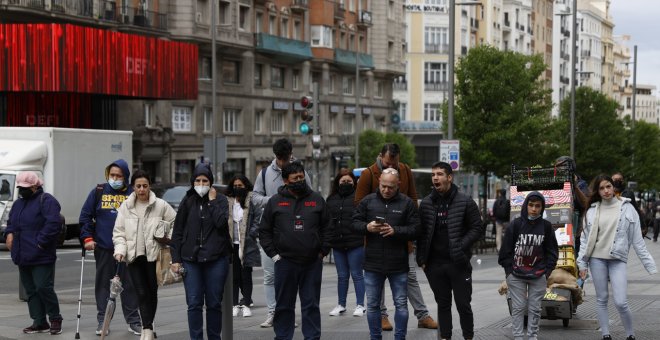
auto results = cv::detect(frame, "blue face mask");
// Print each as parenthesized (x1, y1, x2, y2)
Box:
(108, 179, 124, 190)
(527, 214, 542, 221)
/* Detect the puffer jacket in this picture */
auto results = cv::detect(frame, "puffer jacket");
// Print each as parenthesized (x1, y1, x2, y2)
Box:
(6, 188, 62, 266)
(417, 184, 483, 266)
(327, 191, 363, 249)
(577, 198, 657, 274)
(352, 191, 419, 274)
(112, 191, 177, 263)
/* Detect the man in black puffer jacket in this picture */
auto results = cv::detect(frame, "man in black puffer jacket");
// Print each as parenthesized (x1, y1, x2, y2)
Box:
(416, 161, 483, 340)
(352, 168, 420, 339)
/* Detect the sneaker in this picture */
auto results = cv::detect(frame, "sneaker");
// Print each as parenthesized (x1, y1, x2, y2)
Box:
(352, 305, 366, 317)
(626, 336, 636, 340)
(232, 306, 241, 317)
(128, 323, 142, 335)
(23, 323, 50, 334)
(95, 322, 109, 336)
(49, 319, 62, 335)
(329, 305, 346, 316)
(242, 306, 252, 317)
(418, 315, 438, 329)
(381, 315, 393, 331)
(260, 312, 274, 328)
(602, 336, 612, 340)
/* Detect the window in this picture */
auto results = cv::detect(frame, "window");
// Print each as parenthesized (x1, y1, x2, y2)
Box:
(239, 5, 249, 31)
(144, 103, 154, 127)
(329, 74, 336, 93)
(172, 106, 192, 132)
(342, 115, 354, 134)
(359, 35, 365, 53)
(387, 0, 394, 19)
(349, 34, 355, 51)
(424, 26, 449, 53)
(222, 60, 240, 84)
(340, 32, 346, 49)
(387, 41, 394, 60)
(203, 107, 212, 133)
(311, 26, 333, 48)
(219, 1, 230, 25)
(425, 0, 447, 4)
(271, 111, 285, 133)
(269, 15, 276, 34)
(361, 77, 367, 97)
(255, 11, 263, 33)
(200, 57, 212, 79)
(424, 62, 448, 83)
(329, 114, 337, 134)
(271, 66, 284, 88)
(254, 63, 263, 86)
(398, 102, 407, 121)
(255, 110, 264, 133)
(342, 76, 354, 95)
(292, 69, 300, 90)
(293, 20, 301, 40)
(424, 103, 441, 122)
(349, 0, 355, 11)
(223, 108, 240, 133)
(375, 81, 383, 98)
(281, 17, 289, 38)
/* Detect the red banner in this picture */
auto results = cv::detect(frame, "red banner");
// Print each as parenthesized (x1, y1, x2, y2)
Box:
(0, 23, 198, 99)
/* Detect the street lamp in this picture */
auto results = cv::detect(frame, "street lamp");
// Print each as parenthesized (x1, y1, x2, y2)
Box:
(354, 55, 371, 168)
(447, 0, 482, 140)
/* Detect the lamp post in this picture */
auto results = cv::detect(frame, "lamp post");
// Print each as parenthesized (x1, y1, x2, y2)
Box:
(355, 50, 361, 167)
(569, 0, 577, 160)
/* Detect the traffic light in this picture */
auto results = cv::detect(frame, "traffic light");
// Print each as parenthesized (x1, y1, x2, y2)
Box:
(299, 95, 313, 135)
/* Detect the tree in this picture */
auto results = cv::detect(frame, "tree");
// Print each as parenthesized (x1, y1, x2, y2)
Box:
(357, 130, 417, 168)
(626, 120, 660, 190)
(557, 87, 627, 181)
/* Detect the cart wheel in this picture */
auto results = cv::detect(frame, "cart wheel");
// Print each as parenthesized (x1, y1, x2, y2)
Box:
(563, 318, 569, 327)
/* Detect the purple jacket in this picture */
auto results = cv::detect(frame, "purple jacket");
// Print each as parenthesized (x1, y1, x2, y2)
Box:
(6, 188, 62, 266)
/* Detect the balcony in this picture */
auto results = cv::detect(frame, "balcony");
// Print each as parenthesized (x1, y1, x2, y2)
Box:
(560, 76, 570, 85)
(461, 46, 468, 55)
(563, 29, 570, 38)
(561, 52, 569, 61)
(334, 49, 374, 71)
(424, 82, 449, 91)
(100, 1, 168, 30)
(334, 3, 345, 21)
(470, 18, 479, 32)
(393, 82, 407, 91)
(290, 0, 308, 12)
(581, 50, 591, 57)
(358, 10, 372, 27)
(503, 20, 511, 32)
(4, 0, 94, 18)
(425, 44, 449, 54)
(255, 33, 312, 64)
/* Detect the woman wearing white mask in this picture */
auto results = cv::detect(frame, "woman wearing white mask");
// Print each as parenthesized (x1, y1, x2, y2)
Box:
(170, 164, 231, 340)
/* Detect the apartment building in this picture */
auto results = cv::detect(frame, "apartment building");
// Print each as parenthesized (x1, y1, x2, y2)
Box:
(479, 0, 503, 49)
(575, 0, 614, 93)
(502, 0, 533, 54)
(612, 35, 632, 119)
(531, 0, 553, 88)
(631, 85, 658, 125)
(551, 0, 574, 117)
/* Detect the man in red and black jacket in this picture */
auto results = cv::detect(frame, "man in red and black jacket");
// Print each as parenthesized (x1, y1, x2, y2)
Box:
(259, 161, 331, 340)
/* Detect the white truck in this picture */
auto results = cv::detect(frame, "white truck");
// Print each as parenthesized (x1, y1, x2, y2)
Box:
(0, 127, 132, 243)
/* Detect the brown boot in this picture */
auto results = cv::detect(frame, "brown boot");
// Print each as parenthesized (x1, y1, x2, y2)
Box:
(381, 315, 393, 331)
(418, 315, 438, 329)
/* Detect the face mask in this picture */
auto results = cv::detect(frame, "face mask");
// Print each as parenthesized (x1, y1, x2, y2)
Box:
(287, 180, 307, 194)
(195, 185, 210, 197)
(338, 183, 354, 196)
(613, 180, 625, 191)
(527, 214, 542, 221)
(108, 179, 124, 190)
(19, 187, 34, 199)
(234, 187, 248, 198)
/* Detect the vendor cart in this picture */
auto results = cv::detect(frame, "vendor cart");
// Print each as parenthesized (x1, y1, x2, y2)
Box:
(506, 164, 581, 327)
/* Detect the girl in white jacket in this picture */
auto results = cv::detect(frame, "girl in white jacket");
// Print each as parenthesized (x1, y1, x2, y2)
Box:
(113, 170, 176, 340)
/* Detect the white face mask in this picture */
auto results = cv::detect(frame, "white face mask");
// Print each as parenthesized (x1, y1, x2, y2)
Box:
(195, 185, 210, 197)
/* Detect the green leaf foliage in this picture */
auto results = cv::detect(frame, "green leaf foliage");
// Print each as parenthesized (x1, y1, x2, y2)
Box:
(357, 130, 417, 168)
(453, 45, 555, 177)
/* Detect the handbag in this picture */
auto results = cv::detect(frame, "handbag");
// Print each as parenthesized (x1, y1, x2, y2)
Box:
(155, 247, 183, 286)
(154, 220, 173, 245)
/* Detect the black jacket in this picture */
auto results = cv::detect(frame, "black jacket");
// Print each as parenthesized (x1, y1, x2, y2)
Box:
(352, 191, 419, 274)
(417, 184, 483, 266)
(170, 165, 231, 263)
(259, 185, 331, 265)
(327, 192, 363, 249)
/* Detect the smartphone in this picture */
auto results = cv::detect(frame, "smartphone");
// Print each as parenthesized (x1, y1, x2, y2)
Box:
(375, 216, 386, 225)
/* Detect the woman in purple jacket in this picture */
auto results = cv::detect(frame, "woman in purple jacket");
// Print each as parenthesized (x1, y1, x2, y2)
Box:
(4, 171, 63, 335)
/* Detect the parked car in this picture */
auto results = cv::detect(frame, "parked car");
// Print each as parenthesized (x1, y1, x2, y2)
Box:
(152, 183, 227, 212)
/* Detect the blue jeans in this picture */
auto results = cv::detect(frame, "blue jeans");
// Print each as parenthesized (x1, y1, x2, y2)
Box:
(589, 258, 634, 337)
(260, 247, 277, 313)
(274, 257, 323, 340)
(365, 271, 408, 340)
(182, 256, 230, 340)
(333, 247, 365, 307)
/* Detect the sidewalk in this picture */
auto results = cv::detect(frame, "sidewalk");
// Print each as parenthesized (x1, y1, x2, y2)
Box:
(1, 239, 659, 339)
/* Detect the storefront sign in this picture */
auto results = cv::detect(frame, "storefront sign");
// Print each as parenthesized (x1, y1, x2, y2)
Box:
(273, 101, 290, 110)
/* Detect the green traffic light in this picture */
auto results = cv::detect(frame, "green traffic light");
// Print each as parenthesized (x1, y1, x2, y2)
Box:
(299, 122, 311, 135)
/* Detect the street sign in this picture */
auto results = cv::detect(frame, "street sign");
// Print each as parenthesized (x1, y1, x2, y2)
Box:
(439, 139, 460, 171)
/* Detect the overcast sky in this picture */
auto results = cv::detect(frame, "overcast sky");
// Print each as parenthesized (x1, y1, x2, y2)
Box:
(609, 0, 660, 95)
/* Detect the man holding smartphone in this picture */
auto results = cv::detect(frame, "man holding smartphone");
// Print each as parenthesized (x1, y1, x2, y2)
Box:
(353, 168, 420, 339)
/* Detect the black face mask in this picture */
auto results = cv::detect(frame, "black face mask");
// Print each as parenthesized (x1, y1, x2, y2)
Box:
(287, 180, 307, 194)
(233, 187, 248, 198)
(613, 180, 625, 192)
(338, 183, 355, 196)
(19, 187, 34, 199)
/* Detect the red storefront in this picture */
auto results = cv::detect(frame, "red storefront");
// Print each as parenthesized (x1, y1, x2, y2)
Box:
(0, 23, 198, 128)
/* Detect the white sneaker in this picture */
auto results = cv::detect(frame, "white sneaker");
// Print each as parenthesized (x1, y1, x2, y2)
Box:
(353, 305, 366, 317)
(260, 312, 274, 328)
(232, 306, 241, 317)
(329, 305, 346, 316)
(242, 306, 252, 317)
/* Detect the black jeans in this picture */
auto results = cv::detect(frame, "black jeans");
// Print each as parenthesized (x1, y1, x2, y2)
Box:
(425, 262, 474, 339)
(127, 255, 158, 329)
(232, 244, 254, 306)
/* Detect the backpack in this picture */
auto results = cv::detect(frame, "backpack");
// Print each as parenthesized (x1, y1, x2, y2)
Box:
(494, 198, 509, 220)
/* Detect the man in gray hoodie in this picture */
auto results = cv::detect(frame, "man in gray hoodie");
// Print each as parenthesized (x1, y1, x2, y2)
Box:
(251, 138, 311, 328)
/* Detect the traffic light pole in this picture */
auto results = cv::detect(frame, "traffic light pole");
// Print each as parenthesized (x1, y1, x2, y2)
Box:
(312, 82, 321, 192)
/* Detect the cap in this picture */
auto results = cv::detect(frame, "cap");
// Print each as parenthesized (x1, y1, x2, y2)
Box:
(16, 171, 43, 188)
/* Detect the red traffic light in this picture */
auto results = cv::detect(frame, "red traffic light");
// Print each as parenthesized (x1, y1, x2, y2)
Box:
(301, 95, 313, 109)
